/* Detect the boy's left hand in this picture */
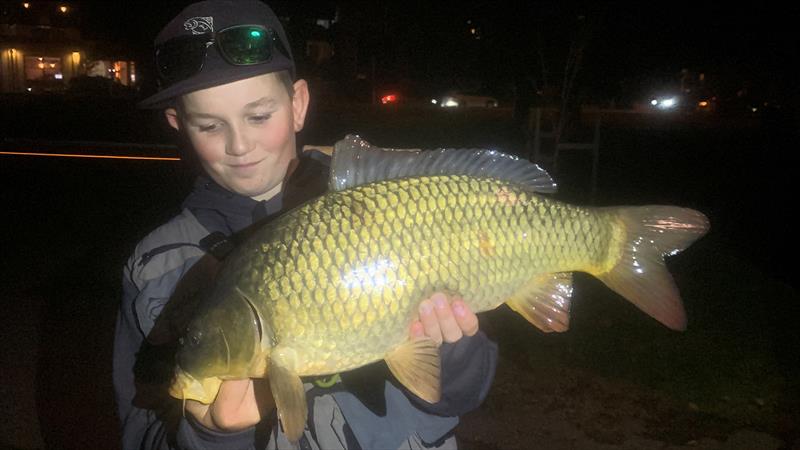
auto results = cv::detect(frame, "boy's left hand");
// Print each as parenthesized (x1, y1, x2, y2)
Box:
(410, 292, 479, 345)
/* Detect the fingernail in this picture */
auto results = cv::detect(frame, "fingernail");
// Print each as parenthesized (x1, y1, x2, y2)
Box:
(433, 294, 447, 309)
(419, 300, 432, 315)
(453, 301, 465, 317)
(411, 322, 424, 337)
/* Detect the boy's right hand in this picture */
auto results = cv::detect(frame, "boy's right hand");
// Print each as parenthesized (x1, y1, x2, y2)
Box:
(184, 378, 275, 431)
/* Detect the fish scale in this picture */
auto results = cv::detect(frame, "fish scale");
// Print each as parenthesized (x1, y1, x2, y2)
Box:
(230, 174, 609, 375)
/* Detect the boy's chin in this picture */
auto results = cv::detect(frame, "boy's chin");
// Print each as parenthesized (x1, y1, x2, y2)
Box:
(239, 182, 282, 201)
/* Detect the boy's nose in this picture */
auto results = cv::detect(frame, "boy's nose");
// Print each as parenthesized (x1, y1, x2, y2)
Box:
(226, 126, 254, 156)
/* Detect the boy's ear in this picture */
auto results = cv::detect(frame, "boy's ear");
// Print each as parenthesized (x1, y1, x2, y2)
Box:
(291, 79, 310, 132)
(164, 107, 181, 131)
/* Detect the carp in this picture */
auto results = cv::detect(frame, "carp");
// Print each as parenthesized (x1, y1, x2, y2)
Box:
(170, 135, 709, 441)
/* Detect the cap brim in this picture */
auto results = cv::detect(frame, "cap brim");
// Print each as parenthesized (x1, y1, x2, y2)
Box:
(138, 59, 294, 109)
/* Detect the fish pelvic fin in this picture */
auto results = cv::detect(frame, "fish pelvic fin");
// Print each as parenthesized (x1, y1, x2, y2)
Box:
(268, 346, 307, 443)
(385, 338, 441, 404)
(596, 206, 710, 331)
(506, 273, 573, 332)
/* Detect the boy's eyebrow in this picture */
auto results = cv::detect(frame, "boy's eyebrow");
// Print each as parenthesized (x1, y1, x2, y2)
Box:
(184, 111, 221, 121)
(183, 98, 276, 121)
(244, 97, 277, 109)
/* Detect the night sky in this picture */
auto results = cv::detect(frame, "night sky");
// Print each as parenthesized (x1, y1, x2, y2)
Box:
(65, 1, 800, 104)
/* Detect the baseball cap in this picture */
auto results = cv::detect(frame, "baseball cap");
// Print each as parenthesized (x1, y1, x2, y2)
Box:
(138, 0, 295, 109)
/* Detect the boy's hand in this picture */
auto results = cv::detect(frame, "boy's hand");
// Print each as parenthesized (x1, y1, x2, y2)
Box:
(184, 378, 274, 432)
(410, 292, 479, 345)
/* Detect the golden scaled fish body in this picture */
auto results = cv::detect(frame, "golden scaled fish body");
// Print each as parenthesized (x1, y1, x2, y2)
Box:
(171, 136, 709, 442)
(241, 176, 613, 374)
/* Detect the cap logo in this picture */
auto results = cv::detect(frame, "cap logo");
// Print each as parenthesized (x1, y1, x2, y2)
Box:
(184, 16, 214, 35)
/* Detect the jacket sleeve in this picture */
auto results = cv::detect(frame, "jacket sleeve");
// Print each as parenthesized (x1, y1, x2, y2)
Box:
(113, 207, 267, 450)
(332, 332, 498, 449)
(175, 415, 257, 450)
(408, 331, 498, 417)
(115, 263, 188, 450)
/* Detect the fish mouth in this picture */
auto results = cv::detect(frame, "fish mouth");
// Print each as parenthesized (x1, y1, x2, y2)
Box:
(169, 367, 223, 404)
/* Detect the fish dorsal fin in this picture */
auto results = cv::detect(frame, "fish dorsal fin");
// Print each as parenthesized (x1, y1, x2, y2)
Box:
(330, 134, 557, 193)
(506, 272, 573, 332)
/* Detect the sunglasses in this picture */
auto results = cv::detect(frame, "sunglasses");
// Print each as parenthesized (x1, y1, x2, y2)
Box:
(155, 24, 291, 87)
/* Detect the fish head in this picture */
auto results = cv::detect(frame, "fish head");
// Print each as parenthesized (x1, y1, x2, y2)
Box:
(170, 290, 264, 403)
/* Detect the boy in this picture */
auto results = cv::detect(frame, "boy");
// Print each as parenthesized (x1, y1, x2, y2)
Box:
(113, 1, 498, 449)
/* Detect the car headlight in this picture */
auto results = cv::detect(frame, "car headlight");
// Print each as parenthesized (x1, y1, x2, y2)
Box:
(440, 97, 459, 108)
(651, 97, 678, 109)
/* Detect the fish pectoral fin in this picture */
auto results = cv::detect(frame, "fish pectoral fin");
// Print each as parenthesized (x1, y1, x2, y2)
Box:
(384, 338, 441, 404)
(506, 272, 573, 332)
(268, 347, 307, 443)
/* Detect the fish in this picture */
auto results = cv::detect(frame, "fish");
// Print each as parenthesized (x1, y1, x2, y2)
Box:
(169, 135, 709, 442)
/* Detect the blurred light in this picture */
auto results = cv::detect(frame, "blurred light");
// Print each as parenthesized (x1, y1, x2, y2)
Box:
(660, 98, 676, 108)
(49, 63, 55, 68)
(250, 30, 262, 38)
(650, 99, 658, 106)
(22, 2, 30, 8)
(38, 63, 44, 69)
(380, 94, 398, 104)
(698, 101, 709, 107)
(59, 5, 68, 13)
(430, 99, 437, 104)
(441, 97, 459, 108)
(54, 73, 63, 79)
(0, 151, 180, 161)
(751, 107, 758, 113)
(26, 87, 32, 92)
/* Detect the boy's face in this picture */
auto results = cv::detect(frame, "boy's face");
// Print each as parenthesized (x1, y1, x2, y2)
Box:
(165, 73, 309, 199)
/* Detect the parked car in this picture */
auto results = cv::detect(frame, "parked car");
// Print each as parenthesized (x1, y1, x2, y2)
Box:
(431, 91, 499, 108)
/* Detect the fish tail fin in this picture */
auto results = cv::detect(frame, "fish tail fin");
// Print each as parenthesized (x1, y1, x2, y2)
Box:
(595, 206, 709, 330)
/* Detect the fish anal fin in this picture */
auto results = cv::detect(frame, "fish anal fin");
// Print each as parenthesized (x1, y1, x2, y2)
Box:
(384, 338, 441, 404)
(506, 273, 573, 333)
(268, 346, 307, 443)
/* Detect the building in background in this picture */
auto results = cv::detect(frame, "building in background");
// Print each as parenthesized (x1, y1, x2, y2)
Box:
(0, 1, 135, 93)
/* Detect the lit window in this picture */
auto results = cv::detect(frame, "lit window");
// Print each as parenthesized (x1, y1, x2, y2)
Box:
(24, 56, 62, 81)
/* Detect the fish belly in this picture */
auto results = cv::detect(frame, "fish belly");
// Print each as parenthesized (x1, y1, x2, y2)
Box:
(238, 176, 614, 376)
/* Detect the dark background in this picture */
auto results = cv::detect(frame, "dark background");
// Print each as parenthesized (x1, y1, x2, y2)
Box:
(2, 1, 799, 449)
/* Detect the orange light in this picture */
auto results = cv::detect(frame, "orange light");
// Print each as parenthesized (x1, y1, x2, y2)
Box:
(698, 101, 709, 107)
(59, 5, 68, 13)
(0, 151, 180, 161)
(22, 2, 30, 8)
(381, 94, 398, 104)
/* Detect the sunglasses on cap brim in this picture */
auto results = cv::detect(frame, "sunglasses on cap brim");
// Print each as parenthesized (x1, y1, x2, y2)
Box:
(155, 24, 292, 87)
